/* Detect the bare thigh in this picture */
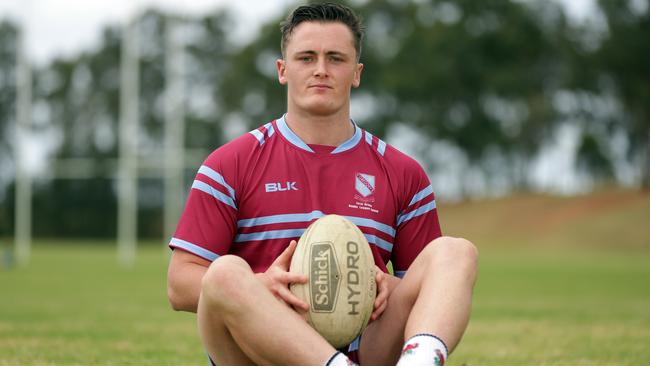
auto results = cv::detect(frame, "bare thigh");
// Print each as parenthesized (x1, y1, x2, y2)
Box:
(198, 255, 335, 366)
(359, 237, 478, 365)
(358, 259, 428, 365)
(198, 257, 258, 366)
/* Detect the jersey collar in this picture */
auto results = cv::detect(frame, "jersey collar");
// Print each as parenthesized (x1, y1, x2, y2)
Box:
(276, 115, 363, 154)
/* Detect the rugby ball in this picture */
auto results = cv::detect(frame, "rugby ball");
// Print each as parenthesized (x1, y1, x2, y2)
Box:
(290, 214, 376, 348)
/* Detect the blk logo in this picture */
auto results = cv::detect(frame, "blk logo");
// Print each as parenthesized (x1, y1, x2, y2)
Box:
(265, 181, 298, 192)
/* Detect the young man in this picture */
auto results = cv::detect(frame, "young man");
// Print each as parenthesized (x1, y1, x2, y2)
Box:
(167, 3, 477, 366)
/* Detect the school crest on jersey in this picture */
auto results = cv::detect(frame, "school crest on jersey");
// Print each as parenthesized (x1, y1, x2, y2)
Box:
(354, 173, 376, 203)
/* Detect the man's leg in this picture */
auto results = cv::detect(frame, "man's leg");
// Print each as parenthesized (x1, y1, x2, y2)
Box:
(358, 237, 478, 366)
(197, 255, 339, 366)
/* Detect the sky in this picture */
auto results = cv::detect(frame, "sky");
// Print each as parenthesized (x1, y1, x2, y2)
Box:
(0, 0, 297, 65)
(0, 0, 597, 66)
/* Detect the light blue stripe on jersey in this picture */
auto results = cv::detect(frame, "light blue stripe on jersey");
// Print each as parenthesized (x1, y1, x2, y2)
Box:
(345, 216, 396, 237)
(331, 123, 362, 154)
(366, 130, 387, 156)
(397, 200, 437, 226)
(170, 237, 219, 261)
(395, 270, 407, 278)
(198, 165, 236, 200)
(408, 185, 433, 207)
(235, 228, 306, 242)
(249, 129, 264, 144)
(238, 210, 325, 228)
(236, 228, 393, 252)
(248, 122, 274, 145)
(237, 211, 396, 237)
(365, 234, 393, 252)
(365, 131, 373, 145)
(348, 336, 361, 352)
(377, 139, 387, 156)
(276, 115, 315, 153)
(192, 180, 237, 209)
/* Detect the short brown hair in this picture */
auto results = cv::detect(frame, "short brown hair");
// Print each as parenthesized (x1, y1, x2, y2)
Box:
(280, 2, 364, 60)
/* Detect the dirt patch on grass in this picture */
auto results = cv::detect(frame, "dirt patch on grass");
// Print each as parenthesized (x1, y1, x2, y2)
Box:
(439, 189, 650, 249)
(534, 189, 647, 232)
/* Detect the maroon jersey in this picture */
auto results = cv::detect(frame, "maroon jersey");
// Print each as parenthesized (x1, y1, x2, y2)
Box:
(170, 115, 441, 277)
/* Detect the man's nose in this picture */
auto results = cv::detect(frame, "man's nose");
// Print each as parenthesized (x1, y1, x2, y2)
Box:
(313, 58, 328, 77)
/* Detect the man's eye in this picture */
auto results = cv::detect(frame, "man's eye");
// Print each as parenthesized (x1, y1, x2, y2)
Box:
(300, 56, 313, 62)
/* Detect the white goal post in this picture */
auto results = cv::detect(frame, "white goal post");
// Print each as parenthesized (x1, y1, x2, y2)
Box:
(12, 14, 188, 266)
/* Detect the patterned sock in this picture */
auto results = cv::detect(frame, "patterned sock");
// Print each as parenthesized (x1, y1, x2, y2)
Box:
(324, 351, 357, 366)
(396, 333, 448, 366)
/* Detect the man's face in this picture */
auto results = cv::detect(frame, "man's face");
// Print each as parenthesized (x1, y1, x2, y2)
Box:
(277, 21, 363, 117)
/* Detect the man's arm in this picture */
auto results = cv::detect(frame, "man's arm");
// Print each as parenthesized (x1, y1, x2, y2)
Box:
(167, 241, 309, 313)
(167, 249, 211, 313)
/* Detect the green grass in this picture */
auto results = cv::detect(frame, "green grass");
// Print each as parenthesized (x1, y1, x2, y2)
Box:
(453, 247, 650, 365)
(1, 190, 649, 365)
(0, 243, 205, 366)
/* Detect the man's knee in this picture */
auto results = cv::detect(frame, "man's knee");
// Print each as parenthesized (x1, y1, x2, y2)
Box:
(427, 236, 479, 275)
(201, 255, 252, 309)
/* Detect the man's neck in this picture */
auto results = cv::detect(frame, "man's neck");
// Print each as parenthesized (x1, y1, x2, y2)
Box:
(284, 110, 355, 147)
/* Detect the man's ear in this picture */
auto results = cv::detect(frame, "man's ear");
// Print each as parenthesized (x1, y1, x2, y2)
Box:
(277, 59, 287, 85)
(352, 62, 364, 88)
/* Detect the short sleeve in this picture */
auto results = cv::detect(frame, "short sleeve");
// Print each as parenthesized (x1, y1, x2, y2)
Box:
(391, 165, 442, 278)
(169, 151, 239, 262)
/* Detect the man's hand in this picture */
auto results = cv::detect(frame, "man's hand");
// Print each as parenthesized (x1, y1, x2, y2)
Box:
(256, 240, 310, 312)
(370, 266, 390, 321)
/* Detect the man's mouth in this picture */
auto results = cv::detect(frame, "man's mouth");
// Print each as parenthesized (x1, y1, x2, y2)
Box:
(309, 84, 333, 89)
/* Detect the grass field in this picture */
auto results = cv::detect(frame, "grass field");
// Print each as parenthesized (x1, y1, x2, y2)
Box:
(1, 189, 649, 365)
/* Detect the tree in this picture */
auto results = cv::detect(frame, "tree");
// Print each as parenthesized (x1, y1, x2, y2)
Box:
(357, 0, 564, 188)
(596, 0, 650, 188)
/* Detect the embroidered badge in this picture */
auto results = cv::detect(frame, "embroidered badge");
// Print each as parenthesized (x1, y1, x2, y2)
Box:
(354, 173, 375, 202)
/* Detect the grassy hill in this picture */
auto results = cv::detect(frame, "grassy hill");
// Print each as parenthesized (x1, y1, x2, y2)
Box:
(440, 188, 650, 250)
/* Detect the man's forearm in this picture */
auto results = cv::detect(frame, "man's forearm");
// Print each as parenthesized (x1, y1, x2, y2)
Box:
(167, 259, 208, 313)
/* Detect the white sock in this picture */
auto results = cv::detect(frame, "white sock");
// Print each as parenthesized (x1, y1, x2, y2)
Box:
(324, 351, 357, 366)
(396, 334, 448, 366)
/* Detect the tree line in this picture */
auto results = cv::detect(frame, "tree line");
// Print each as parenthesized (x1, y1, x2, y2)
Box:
(0, 0, 647, 238)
